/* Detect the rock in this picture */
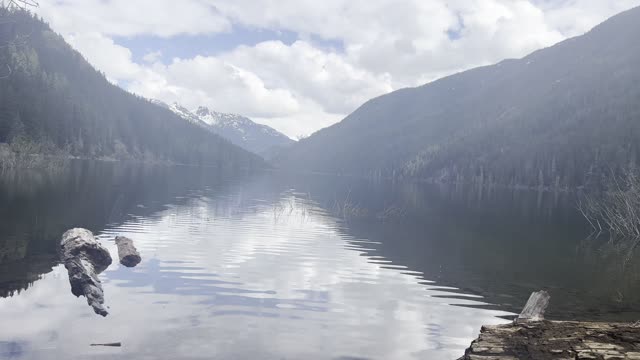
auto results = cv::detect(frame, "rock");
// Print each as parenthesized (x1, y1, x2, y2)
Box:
(115, 236, 141, 267)
(60, 228, 112, 316)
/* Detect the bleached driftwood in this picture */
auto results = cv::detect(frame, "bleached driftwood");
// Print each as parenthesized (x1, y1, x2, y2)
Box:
(517, 290, 550, 323)
(60, 228, 112, 316)
(115, 236, 141, 267)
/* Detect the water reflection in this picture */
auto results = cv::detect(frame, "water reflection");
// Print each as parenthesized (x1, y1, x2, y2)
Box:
(286, 174, 640, 321)
(1, 163, 639, 359)
(0, 162, 239, 297)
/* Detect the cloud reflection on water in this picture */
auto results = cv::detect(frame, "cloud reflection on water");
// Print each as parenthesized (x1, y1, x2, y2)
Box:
(0, 186, 511, 359)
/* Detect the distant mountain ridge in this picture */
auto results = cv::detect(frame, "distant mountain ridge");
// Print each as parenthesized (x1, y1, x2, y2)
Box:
(279, 6, 640, 189)
(160, 102, 294, 158)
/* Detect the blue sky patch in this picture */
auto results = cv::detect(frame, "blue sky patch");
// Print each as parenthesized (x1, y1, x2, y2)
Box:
(114, 25, 344, 64)
(446, 12, 465, 40)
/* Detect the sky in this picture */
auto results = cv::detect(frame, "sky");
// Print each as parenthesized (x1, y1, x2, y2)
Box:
(35, 0, 640, 139)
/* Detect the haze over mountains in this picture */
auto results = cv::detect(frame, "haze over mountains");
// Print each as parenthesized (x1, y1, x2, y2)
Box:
(279, 6, 640, 189)
(156, 101, 294, 158)
(2, 5, 640, 191)
(0, 9, 263, 169)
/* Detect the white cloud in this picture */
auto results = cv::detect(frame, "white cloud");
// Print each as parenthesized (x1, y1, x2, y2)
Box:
(64, 34, 386, 136)
(38, 0, 230, 37)
(65, 32, 143, 84)
(534, 0, 640, 35)
(221, 41, 393, 114)
(37, 0, 640, 137)
(253, 105, 345, 140)
(142, 50, 163, 63)
(133, 55, 301, 118)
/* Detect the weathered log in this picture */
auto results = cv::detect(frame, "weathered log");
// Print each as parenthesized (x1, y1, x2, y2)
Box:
(517, 290, 550, 323)
(458, 290, 640, 359)
(115, 236, 141, 267)
(461, 321, 640, 359)
(60, 228, 112, 316)
(90, 343, 122, 347)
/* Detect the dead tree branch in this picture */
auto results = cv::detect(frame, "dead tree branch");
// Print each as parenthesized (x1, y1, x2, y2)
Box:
(2, 0, 39, 10)
(579, 169, 640, 242)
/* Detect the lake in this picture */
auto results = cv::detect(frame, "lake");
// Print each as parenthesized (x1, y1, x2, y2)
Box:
(1, 161, 639, 359)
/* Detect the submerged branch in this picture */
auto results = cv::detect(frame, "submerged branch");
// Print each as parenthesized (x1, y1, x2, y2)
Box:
(579, 169, 640, 242)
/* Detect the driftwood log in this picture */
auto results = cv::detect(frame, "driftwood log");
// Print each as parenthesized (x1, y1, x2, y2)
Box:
(461, 321, 640, 359)
(115, 236, 141, 267)
(516, 290, 550, 323)
(461, 290, 640, 359)
(60, 228, 112, 316)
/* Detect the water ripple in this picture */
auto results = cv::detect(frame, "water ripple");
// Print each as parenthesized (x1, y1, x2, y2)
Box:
(0, 188, 512, 360)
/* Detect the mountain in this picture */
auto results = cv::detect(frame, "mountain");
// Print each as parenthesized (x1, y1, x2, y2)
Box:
(280, 6, 640, 189)
(0, 9, 263, 170)
(165, 103, 294, 158)
(152, 101, 207, 127)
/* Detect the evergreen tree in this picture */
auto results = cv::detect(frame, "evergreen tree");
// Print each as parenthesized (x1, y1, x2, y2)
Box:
(0, 9, 264, 170)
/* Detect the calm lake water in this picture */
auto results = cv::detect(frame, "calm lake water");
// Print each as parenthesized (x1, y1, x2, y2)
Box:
(1, 161, 639, 359)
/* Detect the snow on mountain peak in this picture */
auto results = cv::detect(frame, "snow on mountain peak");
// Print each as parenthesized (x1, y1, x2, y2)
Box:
(194, 106, 251, 128)
(161, 101, 294, 157)
(168, 102, 204, 126)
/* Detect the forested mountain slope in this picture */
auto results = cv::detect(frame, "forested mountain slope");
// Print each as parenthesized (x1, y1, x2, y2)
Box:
(0, 9, 263, 169)
(280, 6, 640, 189)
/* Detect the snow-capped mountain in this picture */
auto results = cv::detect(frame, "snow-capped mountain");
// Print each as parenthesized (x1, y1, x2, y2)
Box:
(152, 100, 206, 127)
(169, 103, 205, 126)
(157, 101, 294, 158)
